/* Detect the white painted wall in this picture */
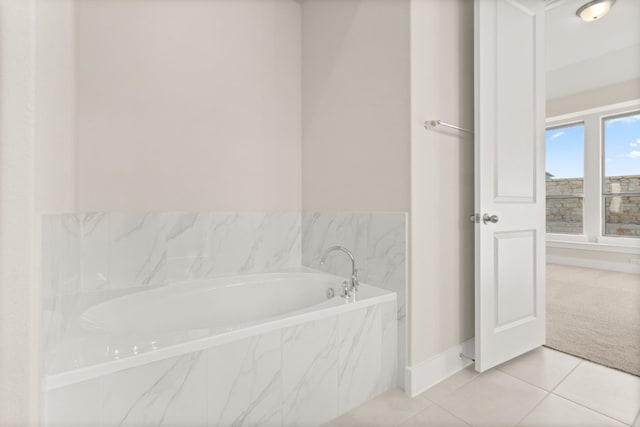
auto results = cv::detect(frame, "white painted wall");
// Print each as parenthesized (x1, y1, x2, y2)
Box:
(35, 0, 76, 214)
(547, 245, 640, 274)
(547, 79, 640, 117)
(0, 0, 39, 424)
(301, 0, 410, 212)
(75, 0, 302, 212)
(409, 0, 475, 364)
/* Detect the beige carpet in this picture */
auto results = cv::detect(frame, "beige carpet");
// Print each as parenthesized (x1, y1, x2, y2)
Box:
(546, 263, 640, 377)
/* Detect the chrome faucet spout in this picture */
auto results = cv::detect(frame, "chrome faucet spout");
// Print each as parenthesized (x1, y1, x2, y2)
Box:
(320, 245, 359, 299)
(320, 245, 355, 271)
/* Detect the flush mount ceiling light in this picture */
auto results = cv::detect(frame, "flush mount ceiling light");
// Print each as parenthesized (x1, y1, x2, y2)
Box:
(576, 0, 616, 21)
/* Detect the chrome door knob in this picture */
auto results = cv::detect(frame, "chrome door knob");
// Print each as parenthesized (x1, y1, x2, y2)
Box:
(483, 213, 499, 224)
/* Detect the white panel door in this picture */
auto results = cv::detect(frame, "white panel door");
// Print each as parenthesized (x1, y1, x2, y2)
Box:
(474, 0, 546, 372)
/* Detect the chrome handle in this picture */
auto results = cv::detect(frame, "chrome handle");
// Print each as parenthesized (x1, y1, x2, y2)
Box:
(483, 214, 499, 224)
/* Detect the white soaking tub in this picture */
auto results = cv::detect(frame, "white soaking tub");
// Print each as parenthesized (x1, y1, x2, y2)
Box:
(44, 272, 397, 427)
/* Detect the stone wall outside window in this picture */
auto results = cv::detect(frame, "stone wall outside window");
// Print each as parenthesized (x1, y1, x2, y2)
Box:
(546, 175, 640, 237)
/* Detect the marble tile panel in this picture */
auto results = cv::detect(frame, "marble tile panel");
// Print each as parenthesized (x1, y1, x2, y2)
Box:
(365, 213, 407, 320)
(302, 212, 369, 280)
(282, 317, 339, 426)
(108, 212, 167, 288)
(80, 212, 109, 292)
(46, 378, 101, 427)
(381, 300, 398, 391)
(253, 212, 301, 272)
(207, 331, 282, 426)
(101, 351, 206, 426)
(204, 212, 255, 277)
(58, 214, 81, 295)
(338, 305, 382, 414)
(165, 211, 211, 259)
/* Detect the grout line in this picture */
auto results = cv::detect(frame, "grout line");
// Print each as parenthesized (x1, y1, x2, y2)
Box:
(550, 394, 635, 427)
(549, 359, 583, 394)
(430, 401, 473, 427)
(549, 391, 637, 426)
(510, 358, 584, 426)
(513, 393, 553, 427)
(390, 395, 433, 427)
(493, 368, 556, 394)
(417, 367, 482, 404)
(548, 360, 638, 426)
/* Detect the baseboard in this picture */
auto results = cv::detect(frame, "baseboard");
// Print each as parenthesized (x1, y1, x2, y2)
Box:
(547, 255, 640, 274)
(404, 338, 475, 398)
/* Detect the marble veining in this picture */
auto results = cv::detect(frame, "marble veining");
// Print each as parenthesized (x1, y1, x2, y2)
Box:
(381, 300, 399, 391)
(207, 332, 282, 427)
(109, 213, 168, 288)
(282, 317, 339, 426)
(338, 305, 382, 413)
(102, 352, 206, 426)
(80, 212, 109, 292)
(302, 211, 407, 389)
(42, 209, 403, 427)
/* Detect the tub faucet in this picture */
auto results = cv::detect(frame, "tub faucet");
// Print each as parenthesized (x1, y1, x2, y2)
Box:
(320, 246, 359, 299)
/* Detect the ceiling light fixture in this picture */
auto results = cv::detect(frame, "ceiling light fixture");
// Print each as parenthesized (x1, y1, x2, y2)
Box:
(576, 0, 616, 22)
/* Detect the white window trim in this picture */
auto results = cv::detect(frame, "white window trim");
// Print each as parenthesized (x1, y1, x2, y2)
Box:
(547, 240, 640, 254)
(546, 99, 640, 250)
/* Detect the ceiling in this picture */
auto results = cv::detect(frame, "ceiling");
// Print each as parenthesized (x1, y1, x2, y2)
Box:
(545, 0, 640, 99)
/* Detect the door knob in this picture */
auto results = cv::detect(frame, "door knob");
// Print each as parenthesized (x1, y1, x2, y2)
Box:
(483, 213, 499, 224)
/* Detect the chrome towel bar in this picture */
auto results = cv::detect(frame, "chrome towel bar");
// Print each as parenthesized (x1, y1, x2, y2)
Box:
(424, 119, 473, 134)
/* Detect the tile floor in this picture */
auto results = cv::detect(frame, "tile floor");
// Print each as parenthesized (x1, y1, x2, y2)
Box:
(324, 346, 640, 427)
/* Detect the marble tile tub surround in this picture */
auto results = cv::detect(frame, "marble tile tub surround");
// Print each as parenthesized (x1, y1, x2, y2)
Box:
(46, 301, 397, 427)
(42, 211, 407, 384)
(302, 211, 408, 387)
(41, 211, 301, 374)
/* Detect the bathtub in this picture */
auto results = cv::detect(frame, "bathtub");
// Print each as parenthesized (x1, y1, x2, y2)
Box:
(44, 272, 397, 427)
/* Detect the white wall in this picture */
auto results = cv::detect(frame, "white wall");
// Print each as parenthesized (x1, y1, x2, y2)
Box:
(75, 0, 302, 213)
(547, 78, 640, 118)
(0, 0, 39, 424)
(409, 0, 475, 364)
(301, 0, 410, 212)
(35, 0, 76, 214)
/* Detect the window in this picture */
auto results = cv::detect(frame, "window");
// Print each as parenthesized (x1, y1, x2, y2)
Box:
(545, 123, 585, 235)
(546, 103, 640, 245)
(603, 112, 640, 238)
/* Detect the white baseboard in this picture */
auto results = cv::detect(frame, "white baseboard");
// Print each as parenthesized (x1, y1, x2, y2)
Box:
(547, 255, 640, 274)
(404, 338, 475, 398)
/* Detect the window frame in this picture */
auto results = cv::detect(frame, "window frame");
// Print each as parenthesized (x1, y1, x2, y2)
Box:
(545, 120, 586, 240)
(546, 100, 640, 249)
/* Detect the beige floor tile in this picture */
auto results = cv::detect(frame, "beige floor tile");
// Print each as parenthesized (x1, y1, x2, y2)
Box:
(418, 366, 480, 403)
(518, 394, 627, 427)
(634, 411, 640, 427)
(496, 346, 582, 391)
(437, 369, 547, 427)
(399, 404, 470, 427)
(323, 388, 430, 427)
(554, 361, 640, 425)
